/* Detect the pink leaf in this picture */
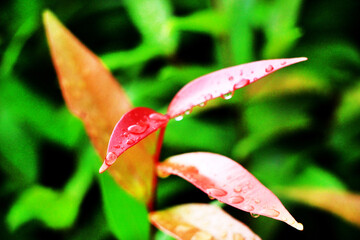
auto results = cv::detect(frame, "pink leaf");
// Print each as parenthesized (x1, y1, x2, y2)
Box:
(167, 57, 307, 118)
(99, 107, 169, 173)
(150, 203, 261, 240)
(158, 152, 303, 230)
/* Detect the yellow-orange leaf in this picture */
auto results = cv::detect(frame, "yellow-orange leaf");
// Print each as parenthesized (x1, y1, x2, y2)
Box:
(279, 187, 360, 228)
(43, 10, 155, 204)
(150, 203, 261, 240)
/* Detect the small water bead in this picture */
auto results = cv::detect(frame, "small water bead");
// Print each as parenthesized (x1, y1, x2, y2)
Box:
(191, 231, 213, 240)
(175, 115, 184, 121)
(126, 139, 135, 145)
(244, 205, 255, 212)
(105, 152, 117, 165)
(232, 233, 245, 240)
(234, 79, 250, 89)
(208, 195, 215, 200)
(233, 185, 242, 193)
(221, 91, 233, 100)
(157, 168, 170, 178)
(199, 102, 206, 107)
(260, 209, 280, 217)
(149, 112, 168, 122)
(250, 213, 260, 218)
(127, 124, 148, 134)
(265, 64, 274, 73)
(254, 199, 261, 204)
(229, 196, 244, 204)
(175, 224, 192, 234)
(206, 188, 227, 197)
(185, 109, 192, 115)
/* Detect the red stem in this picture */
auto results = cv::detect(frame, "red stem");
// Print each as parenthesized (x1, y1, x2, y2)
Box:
(147, 125, 167, 211)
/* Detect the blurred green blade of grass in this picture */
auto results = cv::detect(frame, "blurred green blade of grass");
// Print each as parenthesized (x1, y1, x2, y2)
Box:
(123, 0, 178, 55)
(172, 9, 227, 36)
(6, 144, 95, 230)
(101, 43, 162, 70)
(261, 0, 303, 58)
(224, 0, 256, 64)
(99, 172, 150, 240)
(0, 109, 39, 186)
(0, 16, 38, 76)
(1, 77, 84, 147)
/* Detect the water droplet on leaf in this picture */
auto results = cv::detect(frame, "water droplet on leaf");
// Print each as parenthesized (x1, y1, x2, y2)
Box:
(250, 213, 260, 218)
(127, 124, 148, 134)
(232, 233, 245, 240)
(229, 196, 244, 204)
(126, 139, 135, 145)
(244, 205, 255, 212)
(175, 115, 184, 121)
(234, 79, 250, 89)
(185, 109, 191, 115)
(260, 209, 280, 217)
(233, 185, 242, 193)
(199, 102, 206, 107)
(105, 152, 117, 165)
(221, 91, 233, 100)
(175, 224, 192, 234)
(206, 188, 227, 197)
(157, 168, 170, 178)
(149, 112, 168, 122)
(265, 65, 274, 73)
(191, 231, 213, 240)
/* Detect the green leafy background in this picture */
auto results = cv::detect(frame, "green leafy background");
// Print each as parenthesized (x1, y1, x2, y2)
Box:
(1, 0, 359, 239)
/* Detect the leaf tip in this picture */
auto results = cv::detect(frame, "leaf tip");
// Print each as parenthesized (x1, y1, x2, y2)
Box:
(42, 9, 57, 26)
(297, 57, 308, 62)
(99, 161, 109, 174)
(293, 222, 304, 231)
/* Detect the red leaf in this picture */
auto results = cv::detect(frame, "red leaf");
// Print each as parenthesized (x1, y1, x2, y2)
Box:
(99, 107, 169, 173)
(167, 57, 307, 118)
(158, 152, 303, 230)
(150, 203, 261, 240)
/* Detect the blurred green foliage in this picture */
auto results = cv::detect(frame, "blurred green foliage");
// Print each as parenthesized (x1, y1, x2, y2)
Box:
(1, 0, 359, 239)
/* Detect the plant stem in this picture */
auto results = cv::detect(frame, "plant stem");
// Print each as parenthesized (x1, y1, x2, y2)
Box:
(148, 125, 167, 212)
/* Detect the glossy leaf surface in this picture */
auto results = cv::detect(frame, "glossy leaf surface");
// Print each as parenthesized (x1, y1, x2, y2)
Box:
(150, 203, 261, 240)
(167, 57, 307, 118)
(43, 10, 156, 204)
(158, 152, 303, 230)
(100, 107, 169, 173)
